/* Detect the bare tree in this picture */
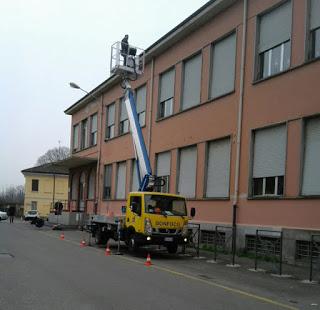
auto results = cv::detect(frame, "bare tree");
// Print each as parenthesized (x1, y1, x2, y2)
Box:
(0, 185, 25, 205)
(36, 147, 70, 166)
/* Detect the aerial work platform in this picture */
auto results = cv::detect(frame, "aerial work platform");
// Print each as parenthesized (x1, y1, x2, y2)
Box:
(110, 41, 145, 77)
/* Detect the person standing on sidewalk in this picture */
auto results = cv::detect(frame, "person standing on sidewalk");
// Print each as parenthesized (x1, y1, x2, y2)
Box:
(8, 206, 15, 224)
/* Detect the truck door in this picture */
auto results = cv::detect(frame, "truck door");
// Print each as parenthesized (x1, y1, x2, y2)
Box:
(127, 194, 144, 234)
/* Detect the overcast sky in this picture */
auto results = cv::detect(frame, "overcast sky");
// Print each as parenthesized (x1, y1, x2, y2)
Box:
(0, 0, 208, 188)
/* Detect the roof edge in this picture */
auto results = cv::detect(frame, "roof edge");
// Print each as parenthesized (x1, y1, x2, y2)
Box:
(64, 0, 236, 115)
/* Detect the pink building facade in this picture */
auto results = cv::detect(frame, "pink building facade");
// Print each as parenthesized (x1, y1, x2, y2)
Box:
(64, 0, 320, 262)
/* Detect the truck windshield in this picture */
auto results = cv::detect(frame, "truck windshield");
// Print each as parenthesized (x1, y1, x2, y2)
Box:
(144, 195, 187, 216)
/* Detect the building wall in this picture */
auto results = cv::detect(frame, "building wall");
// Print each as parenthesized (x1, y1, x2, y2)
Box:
(68, 0, 320, 260)
(24, 174, 69, 217)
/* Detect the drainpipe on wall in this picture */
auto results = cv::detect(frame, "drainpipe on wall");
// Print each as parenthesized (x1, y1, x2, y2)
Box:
(231, 0, 248, 265)
(52, 173, 56, 210)
(147, 58, 155, 156)
(233, 0, 248, 207)
(96, 94, 104, 215)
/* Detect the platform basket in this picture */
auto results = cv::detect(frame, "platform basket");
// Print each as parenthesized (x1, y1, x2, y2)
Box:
(110, 41, 145, 77)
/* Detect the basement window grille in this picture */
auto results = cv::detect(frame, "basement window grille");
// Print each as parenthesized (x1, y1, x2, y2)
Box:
(201, 230, 225, 247)
(295, 240, 320, 260)
(245, 235, 281, 255)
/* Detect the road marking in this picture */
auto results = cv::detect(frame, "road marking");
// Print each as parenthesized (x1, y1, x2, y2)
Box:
(38, 230, 298, 310)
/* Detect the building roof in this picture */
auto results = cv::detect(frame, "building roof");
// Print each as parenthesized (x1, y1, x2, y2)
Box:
(64, 0, 236, 115)
(21, 162, 69, 176)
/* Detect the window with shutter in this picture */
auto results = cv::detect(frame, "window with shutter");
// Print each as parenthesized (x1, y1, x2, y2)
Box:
(103, 165, 112, 199)
(159, 68, 174, 118)
(116, 162, 126, 199)
(252, 125, 286, 196)
(257, 1, 292, 79)
(81, 119, 88, 149)
(90, 114, 97, 146)
(156, 151, 171, 193)
(73, 125, 79, 152)
(309, 0, 320, 59)
(119, 98, 129, 135)
(205, 138, 231, 198)
(106, 103, 115, 139)
(131, 159, 140, 191)
(135, 85, 146, 126)
(177, 146, 197, 198)
(302, 117, 320, 195)
(210, 33, 236, 99)
(182, 53, 202, 110)
(88, 169, 96, 199)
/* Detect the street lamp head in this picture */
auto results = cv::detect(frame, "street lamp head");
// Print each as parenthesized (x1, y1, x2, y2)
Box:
(69, 82, 80, 89)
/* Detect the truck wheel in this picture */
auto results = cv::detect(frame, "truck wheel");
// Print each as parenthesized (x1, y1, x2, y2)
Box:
(127, 235, 138, 252)
(166, 243, 178, 254)
(95, 229, 108, 245)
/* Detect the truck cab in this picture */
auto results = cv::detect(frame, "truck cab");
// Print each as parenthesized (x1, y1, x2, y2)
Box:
(123, 192, 190, 253)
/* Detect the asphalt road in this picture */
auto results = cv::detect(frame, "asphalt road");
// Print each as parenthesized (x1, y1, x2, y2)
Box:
(0, 220, 319, 310)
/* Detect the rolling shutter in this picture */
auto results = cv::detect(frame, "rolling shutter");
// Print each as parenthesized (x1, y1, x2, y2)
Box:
(210, 33, 236, 98)
(160, 69, 175, 102)
(120, 98, 127, 121)
(259, 1, 292, 52)
(182, 54, 202, 110)
(156, 152, 171, 176)
(91, 114, 97, 133)
(310, 0, 320, 31)
(253, 125, 286, 178)
(107, 104, 115, 125)
(136, 85, 146, 114)
(88, 170, 96, 199)
(302, 117, 320, 195)
(116, 162, 126, 199)
(131, 160, 140, 191)
(206, 138, 231, 197)
(178, 146, 197, 198)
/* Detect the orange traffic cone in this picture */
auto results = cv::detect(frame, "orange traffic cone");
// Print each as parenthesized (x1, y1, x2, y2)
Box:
(80, 239, 86, 248)
(60, 233, 64, 240)
(105, 244, 111, 256)
(144, 253, 152, 266)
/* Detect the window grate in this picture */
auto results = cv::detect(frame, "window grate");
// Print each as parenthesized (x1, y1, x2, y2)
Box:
(201, 230, 225, 247)
(245, 235, 281, 256)
(296, 240, 320, 260)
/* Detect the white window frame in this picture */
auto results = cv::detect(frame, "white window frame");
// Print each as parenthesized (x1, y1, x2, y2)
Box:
(252, 176, 283, 197)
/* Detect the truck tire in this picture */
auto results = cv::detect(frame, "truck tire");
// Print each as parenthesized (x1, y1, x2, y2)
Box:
(95, 228, 109, 245)
(127, 234, 138, 252)
(166, 243, 178, 254)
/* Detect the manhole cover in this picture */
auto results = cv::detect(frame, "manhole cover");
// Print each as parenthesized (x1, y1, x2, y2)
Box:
(0, 253, 14, 258)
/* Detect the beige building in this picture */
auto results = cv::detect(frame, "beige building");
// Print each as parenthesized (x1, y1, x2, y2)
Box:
(22, 164, 69, 217)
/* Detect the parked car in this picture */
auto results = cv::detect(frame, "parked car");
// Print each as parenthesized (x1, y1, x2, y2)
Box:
(0, 211, 8, 221)
(24, 210, 39, 221)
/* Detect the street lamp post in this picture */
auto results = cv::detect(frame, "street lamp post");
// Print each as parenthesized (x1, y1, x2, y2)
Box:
(69, 82, 97, 99)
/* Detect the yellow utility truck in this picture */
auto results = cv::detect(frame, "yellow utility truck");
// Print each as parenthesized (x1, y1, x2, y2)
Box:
(90, 42, 195, 253)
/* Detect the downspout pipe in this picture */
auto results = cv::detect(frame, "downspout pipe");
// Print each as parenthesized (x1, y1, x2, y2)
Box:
(233, 0, 248, 208)
(231, 0, 247, 264)
(96, 94, 104, 215)
(147, 58, 155, 156)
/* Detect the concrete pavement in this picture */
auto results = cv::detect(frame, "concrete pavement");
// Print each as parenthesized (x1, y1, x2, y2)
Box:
(0, 219, 319, 310)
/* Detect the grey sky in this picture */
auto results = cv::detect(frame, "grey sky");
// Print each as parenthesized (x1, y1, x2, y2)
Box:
(0, 0, 208, 188)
